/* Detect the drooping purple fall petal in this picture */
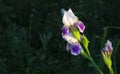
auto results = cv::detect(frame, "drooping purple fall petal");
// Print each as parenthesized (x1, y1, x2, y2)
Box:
(66, 43, 81, 56)
(62, 26, 69, 36)
(76, 21, 85, 33)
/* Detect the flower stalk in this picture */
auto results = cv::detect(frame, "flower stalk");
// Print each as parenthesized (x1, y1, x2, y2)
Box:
(61, 8, 115, 74)
(101, 40, 114, 74)
(89, 57, 104, 74)
(81, 42, 103, 74)
(109, 66, 114, 74)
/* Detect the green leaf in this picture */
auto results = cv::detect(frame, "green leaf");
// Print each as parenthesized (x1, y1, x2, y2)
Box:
(101, 27, 108, 49)
(72, 28, 81, 41)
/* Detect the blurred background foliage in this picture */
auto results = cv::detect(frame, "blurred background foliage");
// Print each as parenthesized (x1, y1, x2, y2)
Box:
(0, 0, 120, 74)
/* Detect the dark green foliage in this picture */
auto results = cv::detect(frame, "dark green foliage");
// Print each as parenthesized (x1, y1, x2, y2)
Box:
(0, 0, 120, 74)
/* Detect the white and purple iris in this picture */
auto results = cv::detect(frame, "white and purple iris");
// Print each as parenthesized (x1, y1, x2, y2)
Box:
(61, 9, 85, 56)
(101, 40, 113, 57)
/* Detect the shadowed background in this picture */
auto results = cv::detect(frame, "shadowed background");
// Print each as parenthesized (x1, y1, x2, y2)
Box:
(0, 0, 120, 74)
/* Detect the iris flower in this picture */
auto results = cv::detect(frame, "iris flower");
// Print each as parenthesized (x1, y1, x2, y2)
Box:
(62, 9, 85, 33)
(101, 40, 114, 74)
(101, 40, 113, 58)
(61, 9, 85, 56)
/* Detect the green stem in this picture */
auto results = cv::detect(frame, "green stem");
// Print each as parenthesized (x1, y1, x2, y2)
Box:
(109, 67, 114, 74)
(85, 47, 103, 74)
(85, 47, 91, 56)
(113, 39, 120, 74)
(81, 48, 103, 74)
(89, 57, 104, 74)
(80, 37, 103, 74)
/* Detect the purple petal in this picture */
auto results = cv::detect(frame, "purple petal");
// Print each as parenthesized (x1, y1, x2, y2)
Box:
(106, 40, 113, 51)
(104, 40, 113, 51)
(76, 21, 85, 33)
(102, 48, 106, 51)
(108, 45, 113, 51)
(62, 26, 69, 36)
(67, 43, 81, 56)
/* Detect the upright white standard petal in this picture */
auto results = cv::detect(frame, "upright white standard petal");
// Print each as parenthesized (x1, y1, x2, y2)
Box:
(62, 9, 78, 26)
(63, 33, 78, 44)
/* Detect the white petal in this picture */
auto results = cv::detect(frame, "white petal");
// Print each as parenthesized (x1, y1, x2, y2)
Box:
(62, 9, 78, 26)
(63, 33, 78, 44)
(67, 9, 78, 25)
(68, 9, 75, 16)
(62, 13, 71, 26)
